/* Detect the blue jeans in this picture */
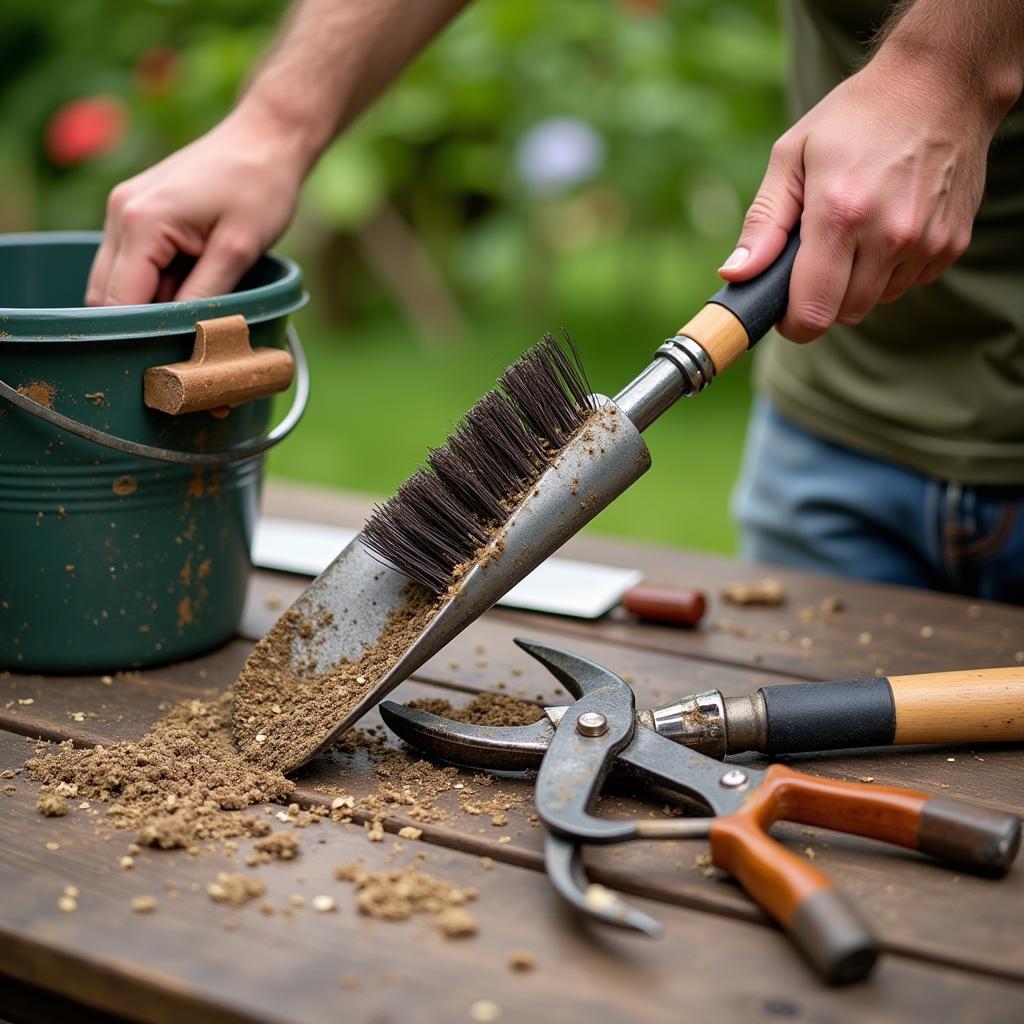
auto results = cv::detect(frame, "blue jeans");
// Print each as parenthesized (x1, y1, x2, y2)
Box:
(732, 399, 1024, 603)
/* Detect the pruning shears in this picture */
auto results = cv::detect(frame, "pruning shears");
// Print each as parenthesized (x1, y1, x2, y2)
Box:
(380, 639, 1020, 984)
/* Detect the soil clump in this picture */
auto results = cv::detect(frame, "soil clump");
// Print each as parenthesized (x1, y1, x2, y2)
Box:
(232, 586, 440, 773)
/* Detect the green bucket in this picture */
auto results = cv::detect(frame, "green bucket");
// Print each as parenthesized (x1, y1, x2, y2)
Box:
(0, 232, 308, 672)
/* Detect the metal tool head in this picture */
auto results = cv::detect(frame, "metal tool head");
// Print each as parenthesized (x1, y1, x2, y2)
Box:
(232, 399, 651, 772)
(378, 636, 733, 939)
(512, 637, 635, 700)
(379, 700, 554, 772)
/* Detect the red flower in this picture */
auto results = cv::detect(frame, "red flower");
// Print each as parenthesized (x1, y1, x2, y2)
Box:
(136, 47, 179, 96)
(45, 96, 127, 167)
(620, 0, 664, 14)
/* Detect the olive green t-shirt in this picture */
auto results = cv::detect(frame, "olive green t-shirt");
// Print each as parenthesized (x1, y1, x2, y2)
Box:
(756, 1, 1024, 483)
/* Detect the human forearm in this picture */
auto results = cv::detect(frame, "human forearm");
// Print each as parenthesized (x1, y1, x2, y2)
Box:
(873, 0, 1024, 130)
(718, 0, 1024, 342)
(239, 0, 471, 172)
(87, 0, 468, 305)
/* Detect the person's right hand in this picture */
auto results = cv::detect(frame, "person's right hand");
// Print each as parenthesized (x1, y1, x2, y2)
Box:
(86, 103, 311, 306)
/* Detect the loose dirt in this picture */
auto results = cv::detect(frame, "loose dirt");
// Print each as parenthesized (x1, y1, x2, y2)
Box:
(406, 692, 544, 728)
(27, 694, 293, 849)
(722, 578, 786, 606)
(231, 586, 441, 774)
(334, 855, 478, 938)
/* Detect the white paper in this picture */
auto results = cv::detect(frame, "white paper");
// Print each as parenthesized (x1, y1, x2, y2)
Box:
(252, 517, 641, 619)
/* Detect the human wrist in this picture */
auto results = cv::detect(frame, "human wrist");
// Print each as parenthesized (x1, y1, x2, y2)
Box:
(874, 28, 1023, 135)
(229, 87, 333, 180)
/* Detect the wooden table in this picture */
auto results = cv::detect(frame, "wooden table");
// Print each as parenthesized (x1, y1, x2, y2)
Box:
(2, 480, 1023, 1024)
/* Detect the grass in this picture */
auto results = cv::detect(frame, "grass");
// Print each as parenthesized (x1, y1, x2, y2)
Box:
(266, 231, 755, 554)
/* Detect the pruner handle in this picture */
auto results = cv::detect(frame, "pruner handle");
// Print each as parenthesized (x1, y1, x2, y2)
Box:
(709, 765, 1021, 984)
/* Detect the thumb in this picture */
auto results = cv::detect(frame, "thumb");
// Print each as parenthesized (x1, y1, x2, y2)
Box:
(719, 138, 804, 282)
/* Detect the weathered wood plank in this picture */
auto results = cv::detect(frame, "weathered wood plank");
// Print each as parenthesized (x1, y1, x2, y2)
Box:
(4, 662, 1023, 982)
(5, 617, 1022, 820)
(2, 732, 1021, 1024)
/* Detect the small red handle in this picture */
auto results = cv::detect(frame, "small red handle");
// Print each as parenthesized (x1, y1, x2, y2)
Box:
(621, 584, 705, 626)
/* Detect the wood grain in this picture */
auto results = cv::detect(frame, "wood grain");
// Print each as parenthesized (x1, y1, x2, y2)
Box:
(8, 733, 1022, 1024)
(676, 303, 750, 374)
(2, 482, 1023, 1019)
(891, 669, 1024, 744)
(4, 658, 1024, 982)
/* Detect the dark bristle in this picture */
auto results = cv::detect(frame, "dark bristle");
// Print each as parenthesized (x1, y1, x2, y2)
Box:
(427, 448, 504, 522)
(499, 332, 594, 448)
(361, 332, 594, 592)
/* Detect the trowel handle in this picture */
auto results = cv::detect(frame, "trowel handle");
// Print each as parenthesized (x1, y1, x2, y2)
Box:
(752, 667, 1024, 754)
(620, 584, 706, 626)
(676, 227, 800, 375)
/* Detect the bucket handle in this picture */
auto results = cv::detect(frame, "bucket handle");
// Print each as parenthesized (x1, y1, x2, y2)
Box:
(0, 325, 309, 466)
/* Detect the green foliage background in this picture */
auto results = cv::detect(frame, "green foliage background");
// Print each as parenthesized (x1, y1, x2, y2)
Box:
(0, 0, 787, 553)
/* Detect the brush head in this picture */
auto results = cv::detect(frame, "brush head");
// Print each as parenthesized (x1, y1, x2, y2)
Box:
(361, 332, 596, 593)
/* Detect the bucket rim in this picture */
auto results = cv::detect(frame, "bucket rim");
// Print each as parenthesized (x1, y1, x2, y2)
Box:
(0, 230, 307, 342)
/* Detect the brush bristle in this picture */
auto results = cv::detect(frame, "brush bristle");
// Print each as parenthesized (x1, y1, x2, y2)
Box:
(361, 331, 595, 592)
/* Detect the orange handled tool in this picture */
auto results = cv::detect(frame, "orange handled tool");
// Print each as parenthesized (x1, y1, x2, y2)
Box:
(381, 640, 1021, 985)
(707, 766, 1015, 981)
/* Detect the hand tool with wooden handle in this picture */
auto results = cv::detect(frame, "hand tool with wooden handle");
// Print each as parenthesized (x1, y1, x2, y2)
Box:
(380, 640, 1021, 986)
(638, 667, 1024, 757)
(234, 233, 797, 770)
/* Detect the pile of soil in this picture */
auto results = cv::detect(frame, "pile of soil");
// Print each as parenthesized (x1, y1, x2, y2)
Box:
(231, 587, 441, 773)
(406, 693, 544, 728)
(335, 855, 478, 937)
(27, 695, 293, 849)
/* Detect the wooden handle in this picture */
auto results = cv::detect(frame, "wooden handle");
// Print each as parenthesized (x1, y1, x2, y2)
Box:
(889, 667, 1024, 744)
(677, 227, 800, 374)
(620, 585, 705, 626)
(709, 764, 1021, 982)
(676, 303, 749, 375)
(757, 667, 1024, 754)
(144, 314, 295, 415)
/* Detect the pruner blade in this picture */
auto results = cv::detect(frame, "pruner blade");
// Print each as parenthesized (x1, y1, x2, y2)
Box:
(379, 701, 554, 772)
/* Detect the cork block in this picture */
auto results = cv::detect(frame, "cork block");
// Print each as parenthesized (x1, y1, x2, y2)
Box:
(144, 315, 295, 415)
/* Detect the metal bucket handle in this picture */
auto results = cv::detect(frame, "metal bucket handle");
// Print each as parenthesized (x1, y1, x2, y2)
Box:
(0, 324, 309, 465)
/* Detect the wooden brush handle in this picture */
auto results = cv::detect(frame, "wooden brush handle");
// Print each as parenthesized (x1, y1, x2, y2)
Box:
(709, 765, 1021, 983)
(756, 667, 1024, 754)
(676, 228, 800, 374)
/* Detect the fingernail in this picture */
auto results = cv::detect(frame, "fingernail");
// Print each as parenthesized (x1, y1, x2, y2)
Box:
(719, 246, 749, 272)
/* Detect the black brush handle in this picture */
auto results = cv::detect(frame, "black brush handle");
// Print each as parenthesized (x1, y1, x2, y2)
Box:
(674, 226, 800, 375)
(759, 677, 896, 755)
(708, 227, 801, 347)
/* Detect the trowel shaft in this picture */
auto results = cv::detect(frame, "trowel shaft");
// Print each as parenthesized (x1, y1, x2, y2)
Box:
(615, 230, 801, 431)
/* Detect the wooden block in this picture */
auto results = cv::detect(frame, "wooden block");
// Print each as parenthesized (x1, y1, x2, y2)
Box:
(143, 315, 294, 415)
